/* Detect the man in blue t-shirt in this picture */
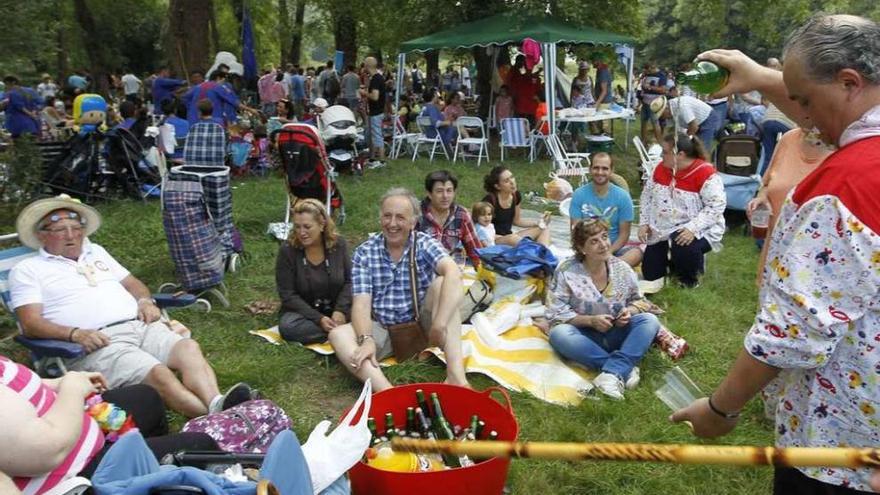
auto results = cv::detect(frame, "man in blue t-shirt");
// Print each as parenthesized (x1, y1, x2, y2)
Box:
(569, 153, 642, 267)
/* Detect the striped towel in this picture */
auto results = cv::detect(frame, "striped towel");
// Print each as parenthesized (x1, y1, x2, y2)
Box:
(250, 273, 597, 406)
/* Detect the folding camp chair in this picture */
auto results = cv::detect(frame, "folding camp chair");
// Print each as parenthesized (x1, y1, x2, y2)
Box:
(389, 115, 418, 159)
(1, 233, 202, 377)
(529, 118, 553, 161)
(453, 116, 490, 166)
(411, 115, 449, 162)
(499, 118, 533, 161)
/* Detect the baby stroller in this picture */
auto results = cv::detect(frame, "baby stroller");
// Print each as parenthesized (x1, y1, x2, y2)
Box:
(320, 105, 364, 175)
(276, 123, 345, 226)
(714, 134, 762, 215)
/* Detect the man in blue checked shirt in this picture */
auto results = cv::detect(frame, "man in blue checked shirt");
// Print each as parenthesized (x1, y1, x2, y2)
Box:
(328, 188, 470, 391)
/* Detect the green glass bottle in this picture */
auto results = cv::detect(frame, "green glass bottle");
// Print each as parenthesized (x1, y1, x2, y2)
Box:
(367, 417, 381, 446)
(405, 407, 417, 437)
(676, 60, 729, 95)
(415, 389, 432, 426)
(384, 412, 396, 440)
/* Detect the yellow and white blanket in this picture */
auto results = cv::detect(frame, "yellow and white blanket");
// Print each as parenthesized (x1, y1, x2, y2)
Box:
(250, 272, 595, 406)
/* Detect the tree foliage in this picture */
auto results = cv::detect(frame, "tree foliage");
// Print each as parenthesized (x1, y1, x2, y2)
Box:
(1, 0, 878, 87)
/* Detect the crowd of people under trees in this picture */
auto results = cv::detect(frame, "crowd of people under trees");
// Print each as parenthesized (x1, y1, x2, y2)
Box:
(2, 12, 880, 495)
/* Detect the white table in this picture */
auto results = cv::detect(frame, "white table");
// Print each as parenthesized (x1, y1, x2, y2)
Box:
(556, 108, 636, 149)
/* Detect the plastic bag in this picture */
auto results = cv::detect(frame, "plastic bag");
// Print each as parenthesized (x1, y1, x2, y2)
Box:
(301, 379, 372, 494)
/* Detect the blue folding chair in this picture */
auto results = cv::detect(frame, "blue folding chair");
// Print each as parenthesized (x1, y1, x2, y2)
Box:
(499, 118, 533, 162)
(1, 233, 200, 377)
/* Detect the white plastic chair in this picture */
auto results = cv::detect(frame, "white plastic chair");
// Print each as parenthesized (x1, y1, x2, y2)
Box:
(411, 115, 449, 162)
(389, 115, 419, 159)
(529, 117, 552, 161)
(633, 135, 661, 180)
(499, 118, 532, 161)
(546, 134, 591, 183)
(453, 116, 489, 166)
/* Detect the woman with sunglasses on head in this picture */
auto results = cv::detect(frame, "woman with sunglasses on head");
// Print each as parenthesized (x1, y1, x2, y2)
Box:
(546, 219, 660, 400)
(482, 165, 552, 247)
(275, 199, 352, 344)
(638, 132, 726, 288)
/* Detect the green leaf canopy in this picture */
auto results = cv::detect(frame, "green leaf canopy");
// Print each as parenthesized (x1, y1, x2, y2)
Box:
(399, 12, 635, 52)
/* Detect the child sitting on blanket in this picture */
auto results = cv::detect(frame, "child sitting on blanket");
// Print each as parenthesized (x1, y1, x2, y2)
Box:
(472, 201, 495, 247)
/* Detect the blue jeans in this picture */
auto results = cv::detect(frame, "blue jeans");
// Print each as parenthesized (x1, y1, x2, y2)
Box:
(697, 106, 725, 152)
(758, 119, 792, 175)
(549, 313, 660, 380)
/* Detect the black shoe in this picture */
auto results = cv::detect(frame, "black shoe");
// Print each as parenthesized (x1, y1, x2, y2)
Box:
(221, 382, 253, 411)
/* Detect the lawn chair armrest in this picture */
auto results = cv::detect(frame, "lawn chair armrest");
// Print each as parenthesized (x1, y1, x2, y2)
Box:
(153, 293, 198, 309)
(14, 335, 85, 359)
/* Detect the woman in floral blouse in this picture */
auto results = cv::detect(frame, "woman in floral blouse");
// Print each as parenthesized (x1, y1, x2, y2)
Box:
(639, 132, 726, 288)
(546, 219, 660, 400)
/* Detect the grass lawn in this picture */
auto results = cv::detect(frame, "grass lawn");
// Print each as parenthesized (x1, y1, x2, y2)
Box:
(0, 132, 775, 494)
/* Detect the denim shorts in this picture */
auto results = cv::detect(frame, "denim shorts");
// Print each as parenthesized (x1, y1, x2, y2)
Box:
(369, 114, 384, 149)
(640, 102, 660, 124)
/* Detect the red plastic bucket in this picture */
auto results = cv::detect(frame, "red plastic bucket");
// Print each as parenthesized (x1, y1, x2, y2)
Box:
(348, 383, 518, 495)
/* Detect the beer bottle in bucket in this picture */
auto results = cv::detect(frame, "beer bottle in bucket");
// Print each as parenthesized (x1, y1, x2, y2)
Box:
(367, 417, 382, 446)
(415, 389, 433, 428)
(384, 412, 397, 440)
(677, 60, 729, 95)
(430, 392, 470, 468)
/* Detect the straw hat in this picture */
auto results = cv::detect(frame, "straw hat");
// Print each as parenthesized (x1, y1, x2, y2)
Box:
(314, 98, 329, 109)
(16, 194, 101, 249)
(650, 95, 668, 116)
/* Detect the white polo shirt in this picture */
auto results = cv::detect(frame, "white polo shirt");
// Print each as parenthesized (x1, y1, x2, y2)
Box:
(669, 96, 712, 129)
(9, 241, 138, 329)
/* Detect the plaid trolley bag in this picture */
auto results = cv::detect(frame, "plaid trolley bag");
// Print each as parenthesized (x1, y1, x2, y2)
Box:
(162, 179, 226, 293)
(168, 165, 243, 262)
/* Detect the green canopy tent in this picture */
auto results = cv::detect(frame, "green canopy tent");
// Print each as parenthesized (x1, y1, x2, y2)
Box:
(394, 13, 637, 163)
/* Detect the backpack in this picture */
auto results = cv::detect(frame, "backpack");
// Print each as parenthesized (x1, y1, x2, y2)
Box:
(181, 399, 293, 453)
(322, 72, 340, 99)
(477, 238, 559, 280)
(280, 139, 324, 200)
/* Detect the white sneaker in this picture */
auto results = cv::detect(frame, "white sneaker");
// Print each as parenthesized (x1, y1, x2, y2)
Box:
(593, 372, 625, 400)
(625, 367, 640, 390)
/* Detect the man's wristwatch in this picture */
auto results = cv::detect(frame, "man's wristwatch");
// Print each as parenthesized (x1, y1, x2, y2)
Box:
(137, 297, 157, 306)
(356, 334, 374, 346)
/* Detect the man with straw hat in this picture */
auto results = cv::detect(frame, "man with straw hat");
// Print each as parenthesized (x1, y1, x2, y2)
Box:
(650, 92, 722, 150)
(8, 194, 254, 418)
(672, 14, 880, 493)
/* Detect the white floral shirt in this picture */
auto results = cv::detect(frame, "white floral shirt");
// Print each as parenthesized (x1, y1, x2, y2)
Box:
(639, 159, 726, 249)
(545, 256, 644, 325)
(745, 117, 880, 490)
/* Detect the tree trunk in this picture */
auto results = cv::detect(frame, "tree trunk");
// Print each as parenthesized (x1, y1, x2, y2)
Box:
(373, 49, 383, 67)
(54, 1, 69, 80)
(278, 0, 291, 65)
(208, 0, 220, 60)
(333, 11, 357, 69)
(167, 0, 211, 79)
(72, 0, 110, 97)
(472, 47, 493, 119)
(425, 50, 439, 88)
(290, 0, 306, 65)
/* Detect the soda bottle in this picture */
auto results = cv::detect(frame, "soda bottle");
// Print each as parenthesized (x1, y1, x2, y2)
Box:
(676, 60, 729, 95)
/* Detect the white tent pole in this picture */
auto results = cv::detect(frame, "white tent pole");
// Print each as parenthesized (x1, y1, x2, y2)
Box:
(394, 52, 405, 144)
(625, 45, 634, 150)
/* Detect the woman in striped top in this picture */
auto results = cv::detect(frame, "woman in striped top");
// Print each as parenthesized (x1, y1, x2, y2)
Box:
(0, 356, 218, 494)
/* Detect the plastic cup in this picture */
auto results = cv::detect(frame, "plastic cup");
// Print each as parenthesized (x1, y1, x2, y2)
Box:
(750, 205, 771, 240)
(655, 366, 703, 412)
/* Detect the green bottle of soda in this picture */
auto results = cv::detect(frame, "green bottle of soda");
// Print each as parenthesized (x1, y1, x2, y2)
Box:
(676, 60, 729, 95)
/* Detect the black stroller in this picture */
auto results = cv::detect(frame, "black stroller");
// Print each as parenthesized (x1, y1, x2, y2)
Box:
(43, 126, 160, 201)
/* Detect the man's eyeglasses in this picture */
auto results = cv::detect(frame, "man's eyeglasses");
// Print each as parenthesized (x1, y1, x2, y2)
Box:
(41, 225, 85, 236)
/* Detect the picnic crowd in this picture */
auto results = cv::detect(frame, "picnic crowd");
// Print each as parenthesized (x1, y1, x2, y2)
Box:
(2, 12, 880, 495)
